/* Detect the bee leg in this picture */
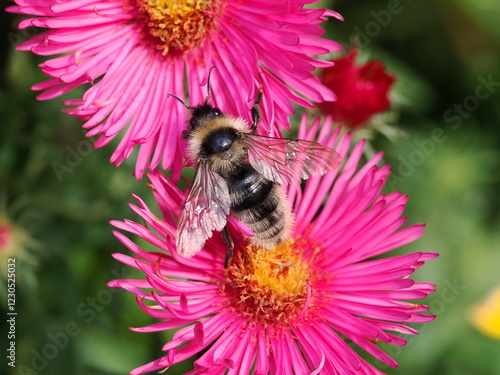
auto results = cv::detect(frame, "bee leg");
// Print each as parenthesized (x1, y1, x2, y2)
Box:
(250, 91, 262, 133)
(222, 226, 234, 269)
(222, 226, 237, 288)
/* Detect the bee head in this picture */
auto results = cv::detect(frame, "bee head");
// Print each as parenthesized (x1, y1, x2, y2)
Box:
(189, 103, 223, 131)
(171, 66, 224, 138)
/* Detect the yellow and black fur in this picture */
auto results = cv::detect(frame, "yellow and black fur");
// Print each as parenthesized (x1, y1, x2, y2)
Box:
(184, 96, 293, 257)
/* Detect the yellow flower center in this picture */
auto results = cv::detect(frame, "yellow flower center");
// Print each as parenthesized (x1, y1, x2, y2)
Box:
(136, 0, 225, 55)
(226, 238, 318, 325)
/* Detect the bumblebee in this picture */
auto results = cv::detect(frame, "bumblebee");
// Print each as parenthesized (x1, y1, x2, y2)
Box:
(175, 86, 342, 267)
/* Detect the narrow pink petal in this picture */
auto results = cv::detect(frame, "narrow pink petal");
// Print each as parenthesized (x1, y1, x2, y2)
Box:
(129, 358, 165, 375)
(254, 327, 270, 375)
(224, 328, 252, 370)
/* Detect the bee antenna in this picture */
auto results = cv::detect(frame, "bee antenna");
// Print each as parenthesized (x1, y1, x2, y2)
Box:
(169, 94, 196, 110)
(204, 66, 216, 105)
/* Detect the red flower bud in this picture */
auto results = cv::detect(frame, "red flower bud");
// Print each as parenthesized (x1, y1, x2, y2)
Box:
(318, 48, 396, 128)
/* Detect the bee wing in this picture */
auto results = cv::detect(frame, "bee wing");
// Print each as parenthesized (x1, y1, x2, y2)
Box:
(244, 134, 343, 185)
(176, 161, 231, 258)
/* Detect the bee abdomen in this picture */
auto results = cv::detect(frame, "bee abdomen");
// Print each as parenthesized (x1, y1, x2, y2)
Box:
(240, 203, 283, 231)
(232, 186, 291, 249)
(252, 210, 287, 242)
(228, 165, 274, 211)
(252, 196, 290, 246)
(228, 165, 292, 249)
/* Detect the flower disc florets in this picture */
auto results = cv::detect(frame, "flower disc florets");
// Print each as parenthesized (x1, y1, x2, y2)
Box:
(137, 0, 226, 55)
(226, 238, 319, 325)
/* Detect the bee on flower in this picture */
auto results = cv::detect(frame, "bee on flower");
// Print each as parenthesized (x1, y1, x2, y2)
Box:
(110, 114, 437, 375)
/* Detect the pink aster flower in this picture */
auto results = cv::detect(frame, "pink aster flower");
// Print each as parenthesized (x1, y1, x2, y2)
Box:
(7, 0, 342, 179)
(109, 114, 437, 374)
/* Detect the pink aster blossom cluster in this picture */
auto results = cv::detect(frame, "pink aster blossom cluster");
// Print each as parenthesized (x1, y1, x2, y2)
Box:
(8, 0, 436, 374)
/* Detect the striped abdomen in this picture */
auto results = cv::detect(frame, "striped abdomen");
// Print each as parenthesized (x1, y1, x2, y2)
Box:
(227, 164, 292, 248)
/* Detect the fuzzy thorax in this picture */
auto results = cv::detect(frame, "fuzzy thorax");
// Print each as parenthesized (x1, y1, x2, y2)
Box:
(187, 116, 249, 175)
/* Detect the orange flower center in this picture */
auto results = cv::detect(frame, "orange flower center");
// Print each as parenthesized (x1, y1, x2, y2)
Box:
(226, 238, 319, 326)
(136, 0, 225, 55)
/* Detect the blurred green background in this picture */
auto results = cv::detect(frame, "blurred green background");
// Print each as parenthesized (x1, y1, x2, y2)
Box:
(1, 0, 500, 374)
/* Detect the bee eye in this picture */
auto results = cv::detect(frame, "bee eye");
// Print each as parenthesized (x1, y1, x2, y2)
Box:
(213, 108, 221, 116)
